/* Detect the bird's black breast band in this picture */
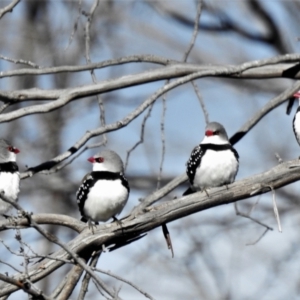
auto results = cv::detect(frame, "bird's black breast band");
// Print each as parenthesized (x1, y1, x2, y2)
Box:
(0, 162, 19, 173)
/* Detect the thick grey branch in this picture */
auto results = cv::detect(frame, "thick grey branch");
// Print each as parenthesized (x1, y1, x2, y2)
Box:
(0, 213, 84, 233)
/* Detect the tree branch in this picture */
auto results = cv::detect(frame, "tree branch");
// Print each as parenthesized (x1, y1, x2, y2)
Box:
(0, 0, 20, 20)
(2, 157, 300, 295)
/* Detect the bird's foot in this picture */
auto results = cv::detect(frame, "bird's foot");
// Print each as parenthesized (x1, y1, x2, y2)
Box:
(203, 188, 209, 197)
(87, 219, 98, 234)
(112, 216, 124, 234)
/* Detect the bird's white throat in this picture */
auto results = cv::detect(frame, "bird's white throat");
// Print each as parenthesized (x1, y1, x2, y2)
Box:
(201, 135, 228, 145)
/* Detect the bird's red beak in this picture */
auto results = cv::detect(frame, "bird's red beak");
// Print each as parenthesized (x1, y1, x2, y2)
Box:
(293, 91, 300, 98)
(205, 130, 214, 137)
(14, 148, 20, 154)
(88, 157, 95, 163)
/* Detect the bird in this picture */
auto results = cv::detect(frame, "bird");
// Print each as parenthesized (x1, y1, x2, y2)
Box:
(76, 149, 129, 231)
(183, 122, 239, 196)
(292, 91, 300, 146)
(0, 139, 20, 214)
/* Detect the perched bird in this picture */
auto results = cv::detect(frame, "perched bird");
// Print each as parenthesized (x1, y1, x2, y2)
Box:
(0, 139, 20, 214)
(76, 150, 129, 230)
(292, 91, 300, 145)
(183, 122, 239, 196)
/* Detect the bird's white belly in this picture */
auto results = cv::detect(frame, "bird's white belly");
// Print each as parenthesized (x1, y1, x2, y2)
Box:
(194, 149, 238, 190)
(0, 172, 20, 214)
(83, 179, 128, 222)
(294, 112, 300, 145)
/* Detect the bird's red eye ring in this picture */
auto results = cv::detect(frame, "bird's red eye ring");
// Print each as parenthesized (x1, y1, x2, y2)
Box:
(7, 146, 19, 154)
(205, 130, 214, 136)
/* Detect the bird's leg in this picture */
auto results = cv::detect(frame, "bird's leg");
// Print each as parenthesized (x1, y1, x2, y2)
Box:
(87, 219, 98, 234)
(112, 216, 124, 234)
(203, 188, 209, 197)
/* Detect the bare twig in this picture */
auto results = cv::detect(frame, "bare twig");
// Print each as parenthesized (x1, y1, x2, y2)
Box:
(78, 252, 101, 300)
(269, 185, 282, 233)
(95, 267, 155, 300)
(230, 81, 300, 145)
(0, 54, 174, 78)
(246, 228, 269, 246)
(157, 95, 167, 190)
(0, 0, 20, 20)
(182, 0, 203, 62)
(0, 259, 21, 273)
(0, 273, 51, 300)
(124, 103, 154, 171)
(0, 54, 40, 68)
(56, 265, 84, 300)
(191, 81, 209, 124)
(64, 0, 83, 51)
(84, 0, 107, 147)
(234, 202, 273, 231)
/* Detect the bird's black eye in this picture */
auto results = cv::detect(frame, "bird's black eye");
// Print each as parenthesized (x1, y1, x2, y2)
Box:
(95, 157, 104, 163)
(214, 130, 220, 135)
(8, 146, 13, 152)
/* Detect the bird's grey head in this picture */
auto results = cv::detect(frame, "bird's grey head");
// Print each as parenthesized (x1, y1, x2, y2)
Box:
(0, 139, 20, 163)
(201, 122, 230, 145)
(88, 149, 124, 173)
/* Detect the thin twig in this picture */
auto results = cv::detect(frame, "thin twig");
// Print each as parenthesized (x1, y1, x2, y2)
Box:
(234, 202, 273, 231)
(94, 267, 155, 300)
(269, 185, 282, 232)
(84, 0, 107, 147)
(56, 265, 84, 300)
(0, 0, 20, 20)
(191, 81, 209, 124)
(78, 252, 101, 300)
(182, 0, 203, 62)
(0, 54, 175, 79)
(0, 54, 40, 68)
(124, 103, 154, 171)
(0, 273, 52, 299)
(230, 81, 300, 145)
(246, 228, 269, 246)
(157, 95, 167, 190)
(64, 0, 83, 51)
